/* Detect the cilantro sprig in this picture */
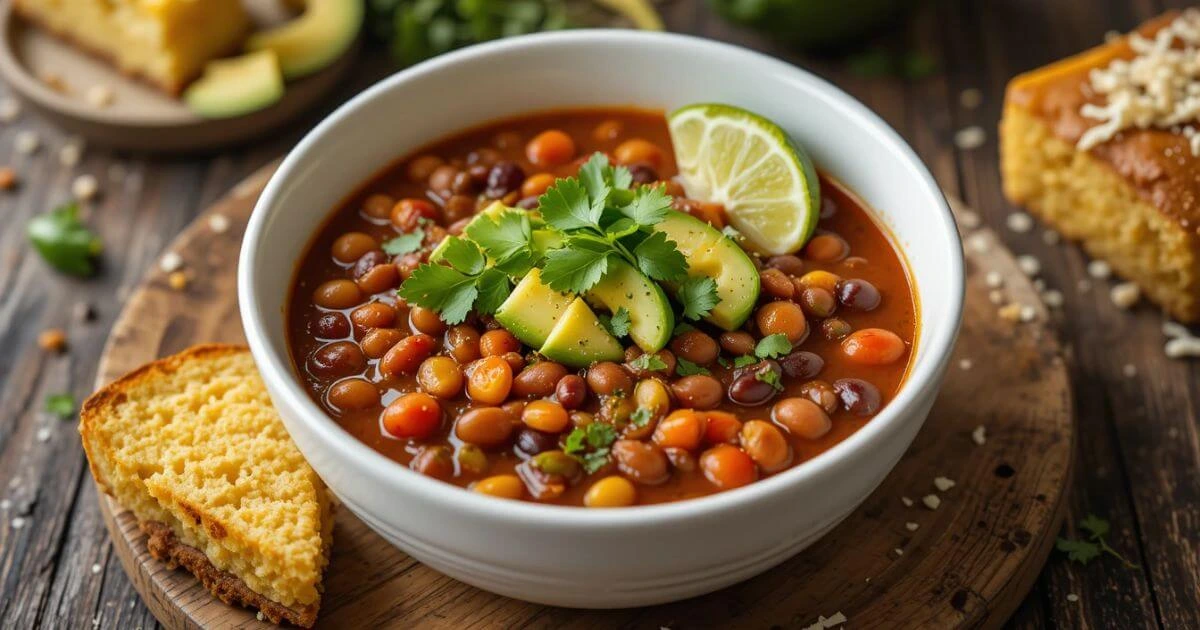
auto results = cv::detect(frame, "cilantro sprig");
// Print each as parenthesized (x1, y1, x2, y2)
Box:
(537, 154, 688, 294)
(397, 236, 511, 324)
(1056, 514, 1138, 568)
(731, 334, 794, 368)
(563, 422, 618, 474)
(44, 393, 75, 419)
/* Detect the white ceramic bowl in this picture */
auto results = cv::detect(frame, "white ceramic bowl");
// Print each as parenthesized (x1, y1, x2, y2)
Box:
(239, 30, 963, 608)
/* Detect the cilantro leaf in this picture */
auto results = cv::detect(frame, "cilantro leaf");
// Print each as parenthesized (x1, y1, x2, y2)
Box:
(675, 357, 711, 376)
(474, 268, 512, 315)
(629, 353, 668, 372)
(733, 355, 757, 368)
(630, 407, 654, 427)
(607, 307, 632, 338)
(28, 203, 103, 276)
(539, 177, 602, 231)
(674, 322, 696, 335)
(464, 210, 532, 263)
(1056, 538, 1101, 565)
(564, 422, 619, 473)
(604, 217, 640, 239)
(440, 237, 486, 275)
(45, 393, 75, 418)
(580, 449, 611, 474)
(676, 276, 720, 320)
(633, 231, 688, 282)
(563, 427, 587, 454)
(397, 264, 478, 324)
(755, 367, 784, 391)
(619, 184, 672, 226)
(382, 228, 425, 256)
(1079, 514, 1110, 539)
(540, 242, 610, 293)
(585, 422, 618, 448)
(755, 334, 792, 359)
(577, 152, 614, 210)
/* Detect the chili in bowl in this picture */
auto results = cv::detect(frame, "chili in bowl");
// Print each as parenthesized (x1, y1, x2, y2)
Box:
(239, 31, 962, 607)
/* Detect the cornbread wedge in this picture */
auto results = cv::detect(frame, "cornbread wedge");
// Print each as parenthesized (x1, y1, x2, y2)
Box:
(12, 0, 252, 94)
(81, 345, 332, 627)
(1001, 11, 1200, 322)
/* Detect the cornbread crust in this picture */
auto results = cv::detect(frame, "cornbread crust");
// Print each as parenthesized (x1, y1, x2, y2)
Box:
(143, 520, 318, 628)
(1002, 12, 1200, 322)
(12, 0, 251, 95)
(81, 344, 332, 627)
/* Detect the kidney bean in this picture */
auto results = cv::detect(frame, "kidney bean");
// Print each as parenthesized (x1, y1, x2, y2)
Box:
(833, 378, 882, 416)
(513, 361, 568, 398)
(837, 278, 881, 311)
(799, 380, 840, 415)
(391, 198, 440, 232)
(611, 440, 670, 485)
(719, 331, 756, 356)
(356, 263, 400, 294)
(310, 311, 349, 339)
(353, 250, 389, 279)
(670, 330, 719, 365)
(664, 447, 696, 472)
(428, 165, 458, 195)
(766, 254, 804, 277)
(379, 334, 437, 377)
(586, 362, 633, 396)
(778, 350, 824, 379)
(626, 162, 659, 184)
(671, 375, 723, 410)
(728, 360, 783, 406)
(455, 406, 516, 447)
(410, 445, 454, 480)
(360, 328, 404, 359)
(309, 341, 365, 378)
(821, 318, 853, 340)
(759, 268, 795, 300)
(515, 427, 559, 456)
(485, 161, 526, 198)
(799, 287, 837, 318)
(445, 325, 481, 363)
(555, 374, 588, 410)
(772, 397, 831, 440)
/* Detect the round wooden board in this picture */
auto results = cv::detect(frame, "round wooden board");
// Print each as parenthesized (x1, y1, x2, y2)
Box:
(94, 163, 1074, 629)
(0, 0, 356, 153)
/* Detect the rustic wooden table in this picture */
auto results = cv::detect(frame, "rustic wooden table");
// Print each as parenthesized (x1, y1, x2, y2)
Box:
(1, 1, 1196, 628)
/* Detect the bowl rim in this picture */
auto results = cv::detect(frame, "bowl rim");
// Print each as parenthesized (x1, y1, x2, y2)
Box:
(238, 29, 964, 527)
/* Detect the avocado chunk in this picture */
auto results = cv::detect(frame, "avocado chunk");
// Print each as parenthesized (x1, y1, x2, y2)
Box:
(183, 50, 284, 119)
(539, 298, 625, 368)
(584, 258, 673, 352)
(656, 210, 760, 330)
(494, 269, 574, 349)
(247, 0, 363, 79)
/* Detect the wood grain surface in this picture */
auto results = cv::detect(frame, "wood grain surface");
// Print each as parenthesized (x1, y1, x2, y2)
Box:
(2, 1, 1198, 628)
(92, 161, 1073, 629)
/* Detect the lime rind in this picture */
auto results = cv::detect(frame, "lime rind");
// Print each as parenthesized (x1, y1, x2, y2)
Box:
(668, 103, 820, 255)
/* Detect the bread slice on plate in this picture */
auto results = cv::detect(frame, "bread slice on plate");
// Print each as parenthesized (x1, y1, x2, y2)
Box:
(81, 344, 332, 627)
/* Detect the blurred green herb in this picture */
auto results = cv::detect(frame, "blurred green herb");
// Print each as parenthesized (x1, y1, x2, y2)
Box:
(45, 393, 75, 419)
(27, 203, 103, 276)
(1056, 513, 1138, 568)
(847, 48, 938, 80)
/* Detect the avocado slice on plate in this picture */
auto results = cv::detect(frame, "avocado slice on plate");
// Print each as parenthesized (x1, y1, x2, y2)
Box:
(584, 258, 673, 352)
(183, 50, 284, 119)
(247, 0, 364, 80)
(494, 269, 574, 349)
(656, 210, 760, 331)
(539, 298, 625, 368)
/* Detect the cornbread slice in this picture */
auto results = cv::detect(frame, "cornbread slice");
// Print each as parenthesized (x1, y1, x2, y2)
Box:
(1001, 11, 1200, 322)
(81, 345, 332, 627)
(13, 0, 252, 94)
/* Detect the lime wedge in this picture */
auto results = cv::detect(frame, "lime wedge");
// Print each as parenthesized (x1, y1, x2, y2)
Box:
(668, 103, 820, 256)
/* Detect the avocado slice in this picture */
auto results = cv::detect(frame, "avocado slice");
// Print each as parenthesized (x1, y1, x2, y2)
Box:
(584, 258, 673, 352)
(656, 210, 760, 330)
(494, 269, 574, 349)
(183, 50, 284, 119)
(539, 298, 625, 368)
(247, 0, 363, 80)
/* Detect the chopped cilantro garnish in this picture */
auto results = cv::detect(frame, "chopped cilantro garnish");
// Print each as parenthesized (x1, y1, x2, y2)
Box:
(675, 357, 711, 376)
(754, 333, 792, 359)
(630, 407, 654, 428)
(28, 203, 103, 276)
(1056, 513, 1138, 568)
(732, 355, 758, 368)
(755, 367, 784, 391)
(676, 276, 720, 321)
(629, 353, 668, 372)
(381, 228, 425, 256)
(564, 422, 619, 474)
(605, 307, 632, 338)
(397, 236, 512, 324)
(45, 393, 75, 418)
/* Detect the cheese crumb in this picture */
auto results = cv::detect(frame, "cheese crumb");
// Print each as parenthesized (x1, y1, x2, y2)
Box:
(1006, 212, 1034, 233)
(11, 516, 26, 529)
(1042, 229, 1061, 245)
(972, 425, 987, 445)
(988, 289, 1005, 305)
(958, 210, 981, 229)
(72, 174, 99, 201)
(36, 427, 51, 442)
(1019, 305, 1037, 322)
(1067, 593, 1079, 602)
(966, 232, 990, 254)
(922, 494, 942, 510)
(1079, 10, 1200, 155)
(959, 88, 983, 109)
(1087, 260, 1112, 279)
(1042, 289, 1064, 308)
(159, 251, 183, 273)
(959, 358, 973, 370)
(905, 521, 920, 531)
(1110, 282, 1140, 309)
(0, 97, 21, 122)
(901, 496, 914, 507)
(954, 126, 987, 150)
(208, 213, 231, 234)
(933, 476, 956, 491)
(1163, 321, 1200, 358)
(1122, 363, 1138, 378)
(59, 142, 83, 167)
(1076, 279, 1093, 293)
(91, 563, 102, 575)
(985, 271, 1004, 288)
(894, 548, 904, 556)
(15, 130, 39, 154)
(1016, 255, 1041, 276)
(0, 499, 10, 510)
(85, 85, 115, 108)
